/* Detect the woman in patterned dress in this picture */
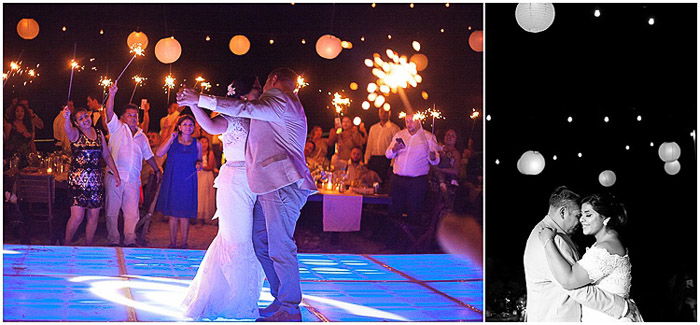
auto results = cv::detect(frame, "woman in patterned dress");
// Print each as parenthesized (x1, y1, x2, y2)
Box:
(538, 193, 643, 321)
(62, 106, 121, 245)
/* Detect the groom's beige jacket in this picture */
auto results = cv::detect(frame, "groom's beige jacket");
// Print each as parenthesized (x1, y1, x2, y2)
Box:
(199, 88, 316, 194)
(523, 215, 627, 322)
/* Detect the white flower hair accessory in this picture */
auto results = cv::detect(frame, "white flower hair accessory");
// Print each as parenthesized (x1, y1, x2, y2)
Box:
(227, 83, 237, 97)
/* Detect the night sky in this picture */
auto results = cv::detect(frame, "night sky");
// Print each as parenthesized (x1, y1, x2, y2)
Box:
(3, 3, 482, 147)
(485, 3, 696, 321)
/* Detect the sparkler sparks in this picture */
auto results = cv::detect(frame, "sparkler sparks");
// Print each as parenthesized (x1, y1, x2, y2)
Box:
(364, 49, 423, 112)
(99, 76, 113, 90)
(331, 92, 351, 115)
(295, 75, 309, 93)
(200, 82, 212, 92)
(132, 75, 146, 85)
(469, 108, 480, 119)
(163, 74, 176, 91)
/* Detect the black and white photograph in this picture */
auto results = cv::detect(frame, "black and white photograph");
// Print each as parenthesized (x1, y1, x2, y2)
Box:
(484, 3, 696, 322)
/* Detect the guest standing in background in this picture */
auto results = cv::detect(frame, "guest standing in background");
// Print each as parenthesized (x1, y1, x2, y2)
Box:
(365, 108, 400, 186)
(156, 115, 201, 248)
(159, 102, 182, 139)
(196, 136, 217, 225)
(104, 84, 161, 247)
(61, 105, 121, 245)
(308, 125, 328, 163)
(385, 113, 440, 221)
(53, 100, 75, 152)
(4, 103, 35, 159)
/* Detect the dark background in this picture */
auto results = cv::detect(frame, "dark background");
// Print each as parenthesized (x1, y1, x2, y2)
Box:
(3, 3, 482, 149)
(485, 3, 696, 321)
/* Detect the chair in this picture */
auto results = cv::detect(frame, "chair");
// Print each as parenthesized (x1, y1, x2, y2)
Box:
(15, 174, 56, 242)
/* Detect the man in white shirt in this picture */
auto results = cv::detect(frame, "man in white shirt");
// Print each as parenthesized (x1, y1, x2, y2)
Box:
(365, 108, 400, 184)
(523, 186, 637, 322)
(385, 113, 440, 220)
(105, 84, 162, 247)
(159, 102, 181, 139)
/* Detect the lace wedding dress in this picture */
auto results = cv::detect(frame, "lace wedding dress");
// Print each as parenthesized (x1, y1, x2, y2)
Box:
(181, 116, 264, 320)
(578, 245, 642, 322)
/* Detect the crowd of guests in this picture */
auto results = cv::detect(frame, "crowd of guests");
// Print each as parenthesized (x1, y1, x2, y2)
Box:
(5, 90, 481, 248)
(306, 108, 482, 223)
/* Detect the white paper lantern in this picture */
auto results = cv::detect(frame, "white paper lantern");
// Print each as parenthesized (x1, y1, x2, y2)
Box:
(127, 31, 149, 50)
(229, 35, 251, 56)
(468, 30, 483, 52)
(515, 3, 556, 33)
(598, 170, 617, 187)
(517, 150, 545, 175)
(154, 37, 182, 64)
(658, 142, 681, 162)
(315, 34, 342, 60)
(16, 18, 39, 40)
(664, 160, 681, 175)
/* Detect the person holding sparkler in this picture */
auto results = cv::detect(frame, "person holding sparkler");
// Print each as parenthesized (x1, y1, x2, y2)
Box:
(104, 84, 161, 247)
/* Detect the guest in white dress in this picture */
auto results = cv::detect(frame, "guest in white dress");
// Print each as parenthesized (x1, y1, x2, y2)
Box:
(181, 76, 264, 320)
(539, 192, 643, 322)
(196, 136, 217, 225)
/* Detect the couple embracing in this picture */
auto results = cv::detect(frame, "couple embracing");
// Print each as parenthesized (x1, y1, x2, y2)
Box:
(176, 68, 315, 322)
(524, 186, 644, 322)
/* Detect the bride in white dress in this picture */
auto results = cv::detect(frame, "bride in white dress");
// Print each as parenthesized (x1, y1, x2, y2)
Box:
(181, 76, 265, 320)
(539, 193, 643, 322)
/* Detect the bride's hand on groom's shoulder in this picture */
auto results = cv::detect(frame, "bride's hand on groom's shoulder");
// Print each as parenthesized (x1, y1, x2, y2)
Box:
(538, 226, 556, 245)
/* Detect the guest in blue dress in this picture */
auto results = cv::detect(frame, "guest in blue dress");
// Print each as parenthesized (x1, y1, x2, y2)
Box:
(156, 114, 201, 248)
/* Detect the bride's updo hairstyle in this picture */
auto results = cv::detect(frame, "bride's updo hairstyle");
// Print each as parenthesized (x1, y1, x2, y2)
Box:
(226, 75, 261, 99)
(581, 193, 628, 231)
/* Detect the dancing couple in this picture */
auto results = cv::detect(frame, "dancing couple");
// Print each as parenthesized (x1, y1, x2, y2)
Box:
(524, 186, 644, 322)
(176, 68, 316, 321)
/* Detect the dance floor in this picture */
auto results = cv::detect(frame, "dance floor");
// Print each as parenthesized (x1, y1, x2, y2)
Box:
(3, 244, 483, 322)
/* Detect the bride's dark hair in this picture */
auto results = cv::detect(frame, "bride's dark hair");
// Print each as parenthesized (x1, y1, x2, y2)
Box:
(227, 75, 261, 99)
(581, 192, 628, 231)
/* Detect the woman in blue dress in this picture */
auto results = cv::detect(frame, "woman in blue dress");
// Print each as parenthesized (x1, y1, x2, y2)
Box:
(156, 114, 201, 248)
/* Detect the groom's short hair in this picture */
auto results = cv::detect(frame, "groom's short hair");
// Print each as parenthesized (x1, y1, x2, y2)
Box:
(268, 67, 298, 89)
(548, 186, 581, 209)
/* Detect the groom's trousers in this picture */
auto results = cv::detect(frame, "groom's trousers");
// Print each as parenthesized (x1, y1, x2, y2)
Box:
(252, 182, 312, 312)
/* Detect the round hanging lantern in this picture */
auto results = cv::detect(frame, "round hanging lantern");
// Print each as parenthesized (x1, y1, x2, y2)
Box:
(515, 3, 556, 33)
(468, 30, 483, 52)
(229, 35, 251, 56)
(598, 170, 617, 187)
(658, 142, 681, 162)
(410, 53, 428, 71)
(16, 18, 39, 40)
(664, 160, 681, 175)
(127, 31, 149, 49)
(154, 37, 182, 64)
(517, 150, 545, 175)
(315, 34, 342, 59)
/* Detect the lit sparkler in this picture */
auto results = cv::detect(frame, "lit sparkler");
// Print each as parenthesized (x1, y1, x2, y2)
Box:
(164, 74, 176, 102)
(364, 49, 423, 113)
(469, 108, 480, 119)
(331, 92, 351, 115)
(200, 82, 212, 92)
(295, 75, 309, 94)
(129, 75, 147, 103)
(115, 45, 145, 83)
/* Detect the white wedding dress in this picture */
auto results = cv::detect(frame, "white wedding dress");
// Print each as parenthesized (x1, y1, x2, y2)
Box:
(578, 244, 641, 322)
(181, 116, 264, 320)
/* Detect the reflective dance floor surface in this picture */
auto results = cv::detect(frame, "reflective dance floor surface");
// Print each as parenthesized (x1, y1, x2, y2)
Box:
(3, 244, 483, 322)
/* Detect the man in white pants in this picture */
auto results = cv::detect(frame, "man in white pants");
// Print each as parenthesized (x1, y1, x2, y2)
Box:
(104, 84, 161, 247)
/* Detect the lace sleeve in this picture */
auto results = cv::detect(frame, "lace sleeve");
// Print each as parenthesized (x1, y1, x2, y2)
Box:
(578, 246, 617, 282)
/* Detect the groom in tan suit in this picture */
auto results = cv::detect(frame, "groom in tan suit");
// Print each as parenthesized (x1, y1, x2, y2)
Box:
(178, 68, 316, 322)
(523, 186, 638, 322)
